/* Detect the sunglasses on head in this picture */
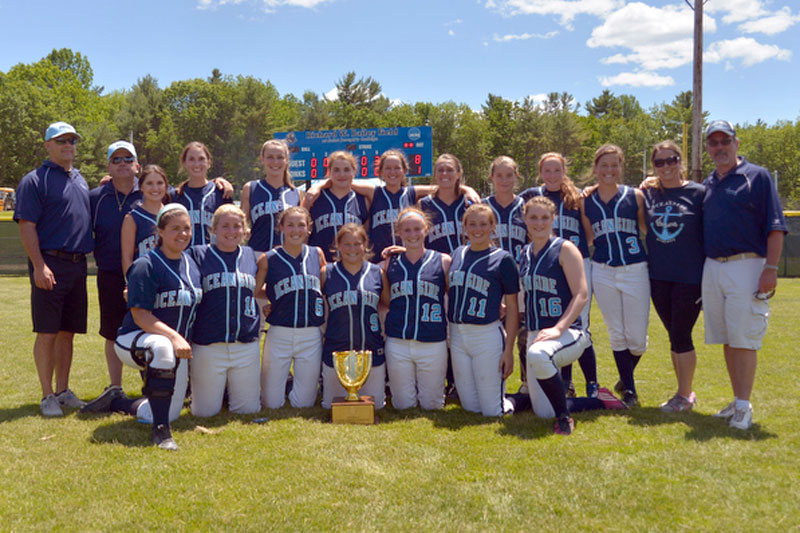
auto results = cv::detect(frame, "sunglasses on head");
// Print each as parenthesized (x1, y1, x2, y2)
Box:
(53, 137, 78, 145)
(111, 156, 136, 164)
(653, 155, 680, 168)
(706, 137, 733, 147)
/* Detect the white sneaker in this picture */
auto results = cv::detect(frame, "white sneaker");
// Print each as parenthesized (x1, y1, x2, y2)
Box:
(730, 405, 753, 430)
(41, 394, 63, 417)
(712, 401, 736, 419)
(56, 388, 86, 409)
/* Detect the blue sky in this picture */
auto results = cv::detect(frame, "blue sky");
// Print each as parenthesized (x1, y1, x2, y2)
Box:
(1, 0, 798, 125)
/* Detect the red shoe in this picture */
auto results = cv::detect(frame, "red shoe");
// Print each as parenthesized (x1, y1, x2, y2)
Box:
(597, 387, 627, 410)
(554, 416, 575, 435)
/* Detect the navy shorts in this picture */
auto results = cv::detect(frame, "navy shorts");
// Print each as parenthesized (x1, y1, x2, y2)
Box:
(650, 278, 701, 353)
(97, 269, 127, 340)
(29, 255, 88, 334)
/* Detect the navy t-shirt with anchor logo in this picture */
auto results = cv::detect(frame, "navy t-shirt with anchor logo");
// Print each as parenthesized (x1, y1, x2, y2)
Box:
(643, 181, 706, 284)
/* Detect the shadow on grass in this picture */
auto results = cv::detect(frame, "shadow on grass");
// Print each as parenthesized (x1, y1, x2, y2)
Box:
(623, 406, 778, 442)
(0, 403, 48, 423)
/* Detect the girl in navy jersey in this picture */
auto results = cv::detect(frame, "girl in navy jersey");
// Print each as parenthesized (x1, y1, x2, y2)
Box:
(121, 165, 170, 277)
(260, 206, 326, 409)
(320, 224, 386, 409)
(419, 153, 471, 254)
(581, 144, 649, 407)
(113, 203, 201, 450)
(308, 150, 480, 262)
(174, 141, 233, 246)
(521, 153, 599, 398)
(188, 205, 266, 417)
(448, 204, 519, 416)
(381, 207, 451, 410)
(302, 151, 369, 263)
(240, 139, 302, 253)
(642, 141, 705, 412)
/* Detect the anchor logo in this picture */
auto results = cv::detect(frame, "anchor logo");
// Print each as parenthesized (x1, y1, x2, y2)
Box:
(650, 205, 684, 241)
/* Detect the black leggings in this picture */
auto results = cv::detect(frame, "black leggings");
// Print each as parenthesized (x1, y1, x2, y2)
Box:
(650, 279, 702, 353)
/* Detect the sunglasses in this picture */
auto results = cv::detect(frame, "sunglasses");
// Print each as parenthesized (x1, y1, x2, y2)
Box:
(53, 137, 79, 145)
(706, 137, 733, 147)
(111, 156, 136, 164)
(653, 155, 680, 168)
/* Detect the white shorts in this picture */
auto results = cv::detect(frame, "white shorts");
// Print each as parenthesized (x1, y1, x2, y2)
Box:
(449, 322, 510, 417)
(591, 261, 650, 354)
(114, 330, 189, 423)
(261, 325, 322, 409)
(581, 258, 593, 333)
(321, 362, 386, 410)
(526, 328, 591, 419)
(385, 338, 447, 410)
(190, 341, 261, 417)
(702, 257, 769, 350)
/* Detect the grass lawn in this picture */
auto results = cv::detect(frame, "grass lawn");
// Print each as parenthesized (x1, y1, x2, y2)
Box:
(1, 274, 799, 531)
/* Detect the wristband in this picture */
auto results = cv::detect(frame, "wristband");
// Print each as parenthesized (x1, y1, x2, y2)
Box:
(763, 264, 778, 271)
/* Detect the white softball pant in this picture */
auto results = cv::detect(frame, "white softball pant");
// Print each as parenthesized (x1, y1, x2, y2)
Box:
(449, 322, 510, 417)
(526, 328, 591, 418)
(580, 258, 593, 331)
(591, 261, 650, 355)
(114, 330, 189, 423)
(261, 325, 322, 409)
(321, 362, 386, 410)
(385, 338, 447, 410)
(190, 341, 261, 417)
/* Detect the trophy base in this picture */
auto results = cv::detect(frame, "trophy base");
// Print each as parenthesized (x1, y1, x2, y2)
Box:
(331, 396, 375, 425)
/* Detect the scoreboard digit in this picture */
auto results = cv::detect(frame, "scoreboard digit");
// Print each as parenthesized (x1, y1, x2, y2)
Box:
(274, 126, 433, 181)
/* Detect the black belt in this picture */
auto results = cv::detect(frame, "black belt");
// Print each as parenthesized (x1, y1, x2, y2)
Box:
(42, 249, 86, 263)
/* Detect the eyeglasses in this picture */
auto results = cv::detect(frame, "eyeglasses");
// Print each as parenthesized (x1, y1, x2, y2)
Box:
(706, 137, 734, 147)
(111, 156, 136, 164)
(653, 155, 680, 168)
(53, 137, 79, 145)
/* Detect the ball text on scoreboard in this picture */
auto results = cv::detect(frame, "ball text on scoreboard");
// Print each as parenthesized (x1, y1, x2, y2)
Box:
(274, 126, 433, 181)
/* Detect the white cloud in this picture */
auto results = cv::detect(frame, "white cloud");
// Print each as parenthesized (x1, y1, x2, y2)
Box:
(197, 0, 245, 9)
(448, 29, 455, 36)
(197, 0, 329, 11)
(444, 18, 463, 26)
(705, 37, 791, 67)
(486, 0, 625, 29)
(527, 93, 548, 107)
(738, 7, 800, 35)
(492, 31, 558, 42)
(324, 87, 338, 101)
(599, 71, 674, 88)
(705, 0, 768, 24)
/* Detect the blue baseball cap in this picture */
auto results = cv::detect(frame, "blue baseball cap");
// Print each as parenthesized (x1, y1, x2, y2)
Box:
(45, 121, 81, 141)
(107, 140, 138, 162)
(705, 120, 736, 139)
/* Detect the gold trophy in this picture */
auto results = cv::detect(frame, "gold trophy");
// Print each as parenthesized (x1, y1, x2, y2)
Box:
(331, 349, 374, 424)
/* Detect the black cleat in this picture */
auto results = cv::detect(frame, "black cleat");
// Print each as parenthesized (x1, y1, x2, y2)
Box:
(151, 424, 178, 451)
(622, 390, 639, 408)
(80, 385, 123, 413)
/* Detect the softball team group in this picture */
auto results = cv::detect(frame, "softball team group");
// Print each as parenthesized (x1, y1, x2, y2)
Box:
(94, 138, 720, 450)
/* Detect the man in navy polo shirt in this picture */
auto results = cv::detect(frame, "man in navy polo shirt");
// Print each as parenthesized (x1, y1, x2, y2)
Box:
(15, 121, 92, 417)
(701, 119, 787, 430)
(80, 141, 142, 413)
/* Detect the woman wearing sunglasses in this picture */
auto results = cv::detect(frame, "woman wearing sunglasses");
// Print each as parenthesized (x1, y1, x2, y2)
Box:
(642, 141, 705, 412)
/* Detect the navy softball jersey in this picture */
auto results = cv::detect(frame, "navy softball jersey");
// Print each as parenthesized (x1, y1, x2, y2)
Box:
(173, 182, 232, 246)
(247, 180, 301, 252)
(264, 245, 324, 328)
(519, 238, 580, 332)
(369, 185, 417, 262)
(309, 189, 369, 262)
(322, 261, 385, 366)
(118, 248, 202, 340)
(447, 245, 519, 324)
(643, 182, 706, 284)
(520, 186, 590, 258)
(385, 250, 447, 342)
(189, 245, 261, 344)
(90, 181, 142, 272)
(584, 185, 646, 266)
(130, 205, 158, 261)
(419, 194, 469, 254)
(482, 195, 528, 263)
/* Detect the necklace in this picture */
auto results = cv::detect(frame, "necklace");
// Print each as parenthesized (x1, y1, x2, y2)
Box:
(115, 187, 131, 212)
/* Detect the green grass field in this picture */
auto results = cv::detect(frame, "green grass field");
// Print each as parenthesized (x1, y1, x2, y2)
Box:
(1, 274, 799, 531)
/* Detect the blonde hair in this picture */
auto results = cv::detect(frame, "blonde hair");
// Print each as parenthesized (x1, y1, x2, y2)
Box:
(537, 152, 581, 210)
(261, 139, 294, 189)
(326, 151, 357, 177)
(278, 205, 313, 229)
(462, 203, 497, 227)
(211, 204, 250, 244)
(394, 207, 431, 233)
(334, 223, 374, 261)
(524, 195, 557, 217)
(378, 150, 409, 185)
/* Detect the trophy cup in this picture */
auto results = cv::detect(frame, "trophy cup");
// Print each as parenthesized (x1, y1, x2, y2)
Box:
(331, 349, 374, 424)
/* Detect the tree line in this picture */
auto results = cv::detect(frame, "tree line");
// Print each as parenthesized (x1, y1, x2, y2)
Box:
(2, 48, 798, 206)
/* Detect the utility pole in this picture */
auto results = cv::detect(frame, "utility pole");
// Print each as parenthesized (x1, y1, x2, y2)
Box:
(687, 0, 705, 182)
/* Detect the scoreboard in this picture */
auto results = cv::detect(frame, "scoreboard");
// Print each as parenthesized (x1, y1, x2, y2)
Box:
(273, 126, 433, 181)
